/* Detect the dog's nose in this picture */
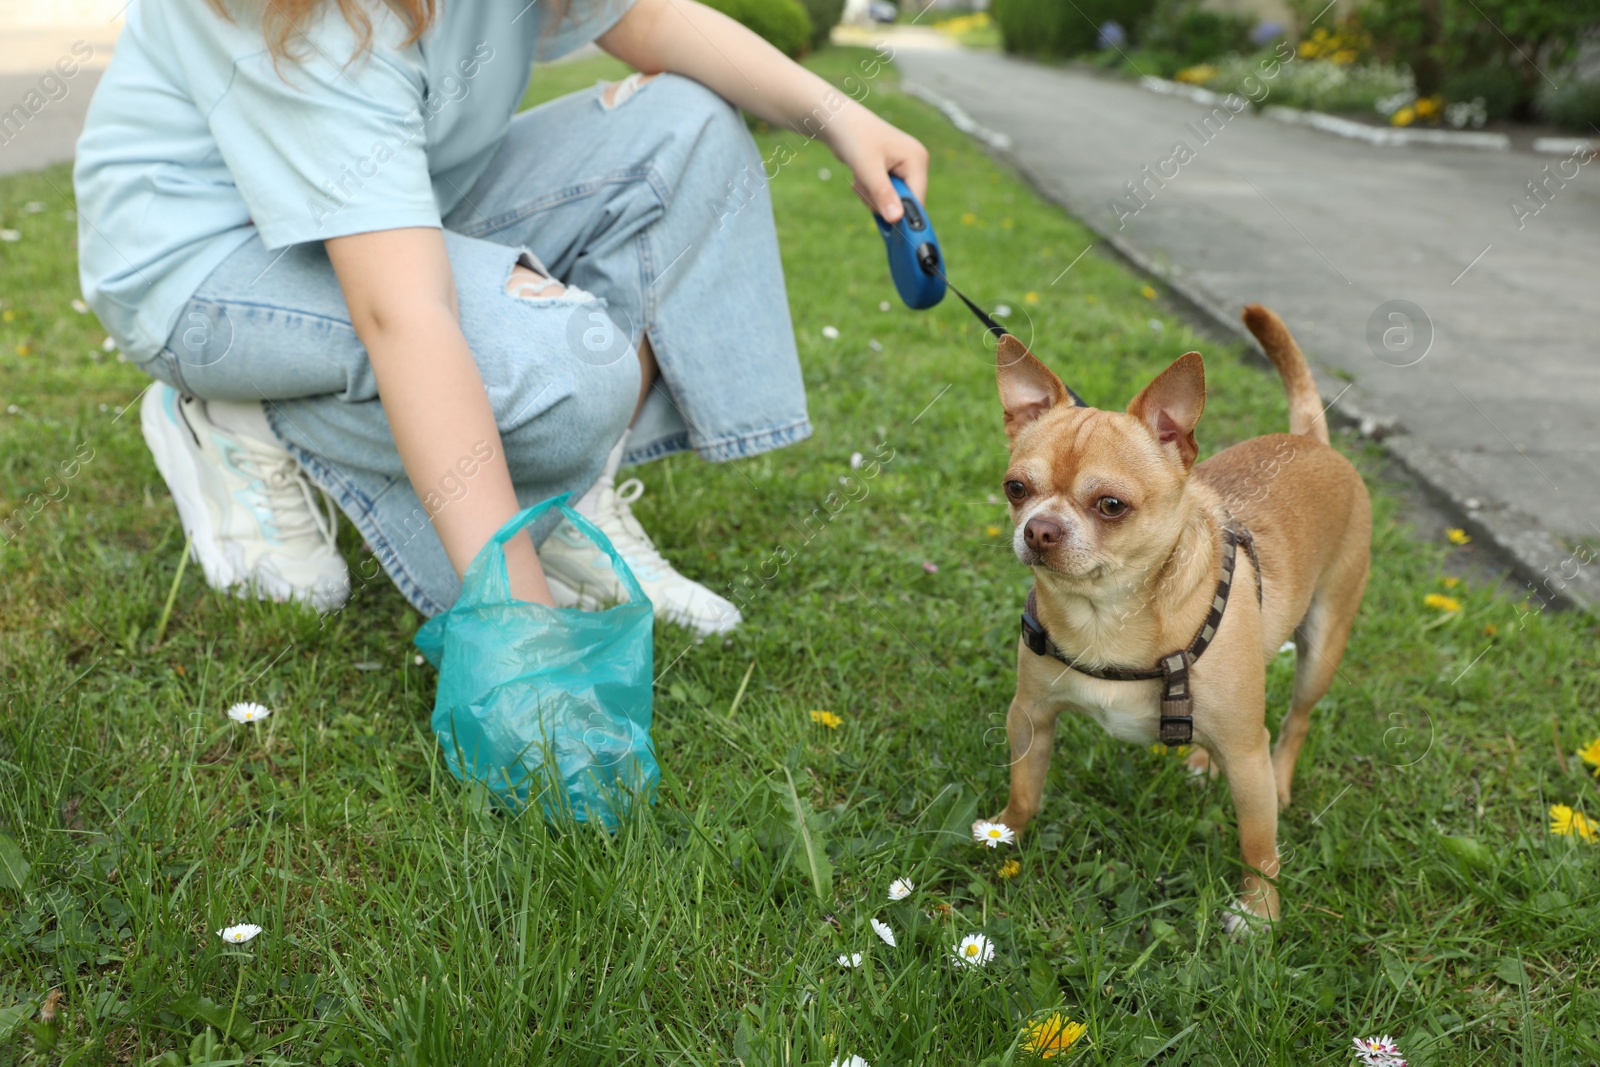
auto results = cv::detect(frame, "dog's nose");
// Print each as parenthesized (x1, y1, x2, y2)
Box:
(1023, 516, 1065, 551)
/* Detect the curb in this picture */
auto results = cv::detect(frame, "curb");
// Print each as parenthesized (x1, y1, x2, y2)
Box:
(1138, 75, 1511, 151)
(900, 78, 1598, 614)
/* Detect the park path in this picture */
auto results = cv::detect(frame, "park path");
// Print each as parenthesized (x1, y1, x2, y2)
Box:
(867, 28, 1600, 608)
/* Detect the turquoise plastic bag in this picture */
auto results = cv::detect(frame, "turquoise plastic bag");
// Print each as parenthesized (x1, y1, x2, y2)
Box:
(413, 494, 658, 825)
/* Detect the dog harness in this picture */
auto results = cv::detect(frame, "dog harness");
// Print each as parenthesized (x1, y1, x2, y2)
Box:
(1019, 524, 1262, 745)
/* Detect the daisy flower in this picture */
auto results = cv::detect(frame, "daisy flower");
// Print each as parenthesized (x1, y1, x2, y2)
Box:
(888, 877, 914, 902)
(870, 918, 896, 947)
(998, 858, 1021, 880)
(809, 709, 842, 729)
(1351, 1034, 1406, 1065)
(1576, 737, 1600, 776)
(837, 952, 863, 968)
(227, 701, 272, 723)
(952, 933, 994, 968)
(1021, 1011, 1087, 1059)
(1549, 803, 1598, 843)
(973, 820, 1015, 848)
(217, 923, 262, 944)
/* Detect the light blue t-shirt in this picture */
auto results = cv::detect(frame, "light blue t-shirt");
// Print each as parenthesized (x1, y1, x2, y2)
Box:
(74, 0, 633, 360)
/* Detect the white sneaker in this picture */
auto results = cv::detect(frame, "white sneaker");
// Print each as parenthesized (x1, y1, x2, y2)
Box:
(540, 478, 742, 636)
(140, 383, 350, 610)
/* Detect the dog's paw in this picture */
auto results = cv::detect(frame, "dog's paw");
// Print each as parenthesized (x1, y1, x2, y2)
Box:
(1219, 901, 1273, 940)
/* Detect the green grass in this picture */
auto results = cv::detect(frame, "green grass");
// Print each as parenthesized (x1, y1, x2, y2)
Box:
(3, 47, 1600, 1066)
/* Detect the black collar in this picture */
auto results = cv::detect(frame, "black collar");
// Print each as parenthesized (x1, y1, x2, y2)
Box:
(1019, 524, 1261, 744)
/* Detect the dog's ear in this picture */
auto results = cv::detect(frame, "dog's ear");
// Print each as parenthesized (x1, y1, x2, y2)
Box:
(997, 335, 1074, 438)
(1127, 351, 1205, 469)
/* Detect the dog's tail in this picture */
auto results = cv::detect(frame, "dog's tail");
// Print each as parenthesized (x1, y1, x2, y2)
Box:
(1242, 304, 1328, 445)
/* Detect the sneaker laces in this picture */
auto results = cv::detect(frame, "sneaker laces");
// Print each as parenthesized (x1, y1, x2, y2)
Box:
(237, 438, 337, 546)
(595, 478, 671, 583)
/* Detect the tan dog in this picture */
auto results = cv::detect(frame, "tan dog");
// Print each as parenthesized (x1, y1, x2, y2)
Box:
(982, 305, 1370, 933)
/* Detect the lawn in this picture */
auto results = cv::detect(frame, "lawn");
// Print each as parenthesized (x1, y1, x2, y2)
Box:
(2, 47, 1598, 1067)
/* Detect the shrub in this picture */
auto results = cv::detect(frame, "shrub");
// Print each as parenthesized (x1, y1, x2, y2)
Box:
(701, 0, 815, 58)
(1438, 67, 1522, 122)
(1357, 0, 1595, 114)
(798, 0, 847, 49)
(1139, 0, 1255, 67)
(992, 0, 1160, 59)
(1538, 80, 1600, 133)
(1198, 51, 1413, 114)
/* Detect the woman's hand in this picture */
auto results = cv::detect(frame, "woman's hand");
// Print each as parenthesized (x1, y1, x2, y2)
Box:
(820, 105, 929, 224)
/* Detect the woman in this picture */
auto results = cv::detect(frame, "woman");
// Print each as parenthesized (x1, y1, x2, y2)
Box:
(75, 0, 926, 635)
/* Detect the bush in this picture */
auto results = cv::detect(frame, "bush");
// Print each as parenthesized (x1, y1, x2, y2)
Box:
(1139, 0, 1255, 67)
(1198, 51, 1413, 114)
(1357, 0, 1595, 114)
(1538, 80, 1600, 132)
(1439, 67, 1522, 122)
(701, 0, 814, 58)
(992, 0, 1160, 58)
(798, 0, 847, 49)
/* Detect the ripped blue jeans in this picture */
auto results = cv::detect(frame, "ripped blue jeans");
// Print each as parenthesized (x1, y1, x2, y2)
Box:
(139, 73, 811, 616)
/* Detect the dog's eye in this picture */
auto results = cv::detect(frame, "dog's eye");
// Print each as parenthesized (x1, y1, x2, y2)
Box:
(1004, 480, 1028, 502)
(1096, 496, 1129, 518)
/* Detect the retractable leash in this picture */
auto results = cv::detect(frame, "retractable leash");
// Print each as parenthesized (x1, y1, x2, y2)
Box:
(872, 175, 1088, 407)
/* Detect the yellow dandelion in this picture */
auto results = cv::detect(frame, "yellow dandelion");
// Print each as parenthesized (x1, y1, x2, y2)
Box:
(1549, 804, 1598, 843)
(961, 212, 977, 225)
(1392, 107, 1416, 127)
(15, 344, 29, 357)
(998, 858, 1021, 880)
(1002, 218, 1015, 229)
(1, 309, 13, 322)
(985, 524, 1002, 537)
(1483, 623, 1498, 637)
(809, 709, 842, 729)
(1140, 285, 1157, 300)
(1423, 593, 1460, 613)
(1024, 291, 1039, 304)
(1442, 576, 1460, 589)
(1330, 48, 1359, 65)
(1415, 94, 1443, 118)
(1021, 1012, 1087, 1059)
(1446, 528, 1471, 545)
(1084, 294, 1099, 303)
(1576, 737, 1600, 775)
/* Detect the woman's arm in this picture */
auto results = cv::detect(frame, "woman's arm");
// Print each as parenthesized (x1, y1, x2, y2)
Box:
(325, 227, 555, 606)
(597, 0, 928, 221)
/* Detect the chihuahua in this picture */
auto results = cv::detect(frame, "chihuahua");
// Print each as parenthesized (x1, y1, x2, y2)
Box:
(983, 305, 1370, 933)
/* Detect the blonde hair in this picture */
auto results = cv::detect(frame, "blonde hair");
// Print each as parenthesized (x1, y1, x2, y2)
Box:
(210, 0, 438, 62)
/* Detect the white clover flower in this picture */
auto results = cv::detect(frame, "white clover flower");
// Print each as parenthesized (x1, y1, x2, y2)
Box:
(830, 1057, 870, 1067)
(0, 230, 19, 243)
(227, 701, 272, 723)
(836, 952, 862, 968)
(71, 299, 88, 314)
(952, 933, 994, 968)
(821, 325, 840, 340)
(849, 451, 863, 469)
(887, 877, 914, 902)
(217, 923, 262, 944)
(870, 918, 896, 947)
(973, 820, 1015, 848)
(101, 336, 116, 351)
(23, 201, 44, 213)
(818, 167, 832, 181)
(994, 304, 1012, 317)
